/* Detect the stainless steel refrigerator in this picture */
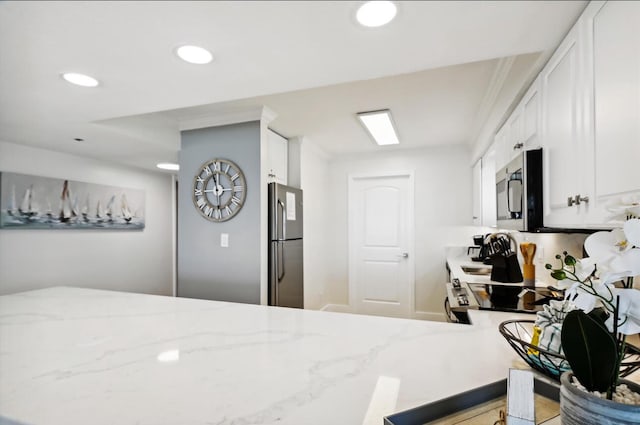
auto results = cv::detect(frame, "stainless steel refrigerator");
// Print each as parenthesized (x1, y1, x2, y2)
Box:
(268, 183, 303, 308)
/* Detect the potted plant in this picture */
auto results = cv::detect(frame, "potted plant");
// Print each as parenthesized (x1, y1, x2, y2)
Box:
(546, 217, 640, 424)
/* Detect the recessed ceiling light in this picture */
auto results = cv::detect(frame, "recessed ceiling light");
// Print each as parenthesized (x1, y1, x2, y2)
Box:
(62, 73, 99, 87)
(157, 162, 180, 171)
(357, 110, 400, 146)
(356, 1, 397, 27)
(176, 45, 213, 64)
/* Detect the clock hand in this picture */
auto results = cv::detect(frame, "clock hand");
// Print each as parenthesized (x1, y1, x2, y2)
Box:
(214, 173, 221, 206)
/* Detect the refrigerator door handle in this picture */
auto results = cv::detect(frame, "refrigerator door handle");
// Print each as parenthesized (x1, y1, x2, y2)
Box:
(278, 199, 286, 240)
(277, 241, 285, 282)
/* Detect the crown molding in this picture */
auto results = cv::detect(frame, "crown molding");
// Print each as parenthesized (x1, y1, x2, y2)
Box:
(179, 106, 278, 131)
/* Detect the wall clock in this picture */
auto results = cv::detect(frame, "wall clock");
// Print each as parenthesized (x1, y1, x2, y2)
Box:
(192, 158, 246, 222)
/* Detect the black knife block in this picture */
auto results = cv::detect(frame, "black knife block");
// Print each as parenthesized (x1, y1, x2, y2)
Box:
(490, 253, 523, 283)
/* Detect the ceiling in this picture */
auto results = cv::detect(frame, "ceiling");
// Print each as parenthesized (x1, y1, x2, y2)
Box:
(0, 1, 587, 171)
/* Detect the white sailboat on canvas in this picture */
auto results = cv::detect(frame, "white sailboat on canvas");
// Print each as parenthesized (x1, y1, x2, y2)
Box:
(105, 195, 115, 222)
(81, 195, 90, 222)
(6, 186, 16, 216)
(121, 193, 133, 223)
(18, 185, 38, 219)
(96, 200, 104, 223)
(59, 180, 72, 223)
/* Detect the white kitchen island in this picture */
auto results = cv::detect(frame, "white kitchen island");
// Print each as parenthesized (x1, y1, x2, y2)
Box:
(0, 287, 530, 425)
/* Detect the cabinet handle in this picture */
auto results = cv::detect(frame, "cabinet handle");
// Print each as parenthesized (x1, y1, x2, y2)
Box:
(567, 196, 577, 207)
(513, 142, 524, 150)
(574, 194, 589, 205)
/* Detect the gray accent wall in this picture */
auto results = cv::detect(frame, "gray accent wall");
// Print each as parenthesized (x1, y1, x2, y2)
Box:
(178, 121, 261, 304)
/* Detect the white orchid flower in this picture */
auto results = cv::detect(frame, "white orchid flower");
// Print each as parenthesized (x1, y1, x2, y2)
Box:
(605, 195, 640, 222)
(584, 219, 640, 280)
(565, 219, 640, 335)
(604, 288, 640, 334)
(564, 279, 613, 314)
(625, 218, 640, 247)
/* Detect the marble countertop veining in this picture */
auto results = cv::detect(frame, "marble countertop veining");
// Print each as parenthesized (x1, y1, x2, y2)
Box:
(0, 287, 527, 425)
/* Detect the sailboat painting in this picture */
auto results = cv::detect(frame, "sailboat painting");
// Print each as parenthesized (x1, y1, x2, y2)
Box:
(0, 172, 145, 230)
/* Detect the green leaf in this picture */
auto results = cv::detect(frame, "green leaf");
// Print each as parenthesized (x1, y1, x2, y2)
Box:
(587, 308, 609, 326)
(551, 270, 566, 280)
(545, 264, 552, 270)
(561, 310, 618, 392)
(564, 255, 576, 266)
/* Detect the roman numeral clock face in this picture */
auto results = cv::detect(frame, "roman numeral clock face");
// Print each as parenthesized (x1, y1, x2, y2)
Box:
(192, 159, 246, 222)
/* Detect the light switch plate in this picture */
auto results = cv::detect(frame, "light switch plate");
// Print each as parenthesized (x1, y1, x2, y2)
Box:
(220, 233, 229, 248)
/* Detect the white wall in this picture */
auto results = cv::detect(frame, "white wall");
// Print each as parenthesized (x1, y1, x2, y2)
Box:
(0, 141, 174, 296)
(299, 138, 330, 310)
(324, 145, 473, 317)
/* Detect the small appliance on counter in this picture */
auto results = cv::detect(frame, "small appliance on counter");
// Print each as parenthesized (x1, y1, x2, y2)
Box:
(467, 234, 492, 264)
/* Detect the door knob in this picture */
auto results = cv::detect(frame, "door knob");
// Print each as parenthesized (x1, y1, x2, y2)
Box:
(398, 252, 409, 258)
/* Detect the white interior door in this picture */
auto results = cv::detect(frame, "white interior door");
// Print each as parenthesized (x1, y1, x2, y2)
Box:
(349, 173, 414, 318)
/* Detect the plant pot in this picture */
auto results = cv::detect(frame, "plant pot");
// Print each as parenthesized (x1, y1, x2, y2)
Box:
(560, 371, 640, 424)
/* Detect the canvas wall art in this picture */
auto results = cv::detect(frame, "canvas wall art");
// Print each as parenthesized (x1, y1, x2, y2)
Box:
(0, 172, 145, 229)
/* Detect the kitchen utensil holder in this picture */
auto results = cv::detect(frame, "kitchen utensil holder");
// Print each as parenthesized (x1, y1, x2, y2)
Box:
(486, 233, 523, 283)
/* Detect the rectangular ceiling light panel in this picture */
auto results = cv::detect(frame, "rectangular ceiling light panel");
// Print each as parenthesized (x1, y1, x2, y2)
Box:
(357, 110, 400, 145)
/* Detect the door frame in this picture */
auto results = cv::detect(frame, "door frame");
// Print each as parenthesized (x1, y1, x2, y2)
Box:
(347, 171, 416, 317)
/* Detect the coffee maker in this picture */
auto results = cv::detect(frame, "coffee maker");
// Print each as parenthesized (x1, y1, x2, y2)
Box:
(468, 234, 492, 264)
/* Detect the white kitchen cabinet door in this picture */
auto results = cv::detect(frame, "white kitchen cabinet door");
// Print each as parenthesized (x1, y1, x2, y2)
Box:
(481, 146, 497, 227)
(472, 159, 482, 225)
(267, 129, 288, 185)
(506, 107, 524, 163)
(522, 77, 541, 150)
(541, 24, 587, 227)
(494, 124, 508, 171)
(592, 1, 640, 201)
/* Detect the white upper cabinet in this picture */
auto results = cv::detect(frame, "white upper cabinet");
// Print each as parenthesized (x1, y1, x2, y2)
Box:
(590, 0, 640, 214)
(506, 107, 523, 163)
(538, 0, 640, 227)
(495, 77, 541, 171)
(522, 77, 541, 150)
(493, 123, 508, 170)
(540, 23, 588, 227)
(267, 129, 288, 185)
(482, 0, 639, 228)
(481, 146, 497, 227)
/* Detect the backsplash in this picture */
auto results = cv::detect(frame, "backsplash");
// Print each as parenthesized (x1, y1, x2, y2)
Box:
(511, 232, 589, 271)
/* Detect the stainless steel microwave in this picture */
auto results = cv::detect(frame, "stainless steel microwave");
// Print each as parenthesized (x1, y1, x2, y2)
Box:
(496, 148, 543, 231)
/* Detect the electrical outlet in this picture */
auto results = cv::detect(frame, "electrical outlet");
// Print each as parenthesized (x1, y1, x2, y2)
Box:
(221, 233, 229, 248)
(537, 245, 544, 263)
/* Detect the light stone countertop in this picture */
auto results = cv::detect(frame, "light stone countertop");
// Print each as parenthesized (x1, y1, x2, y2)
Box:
(0, 287, 532, 425)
